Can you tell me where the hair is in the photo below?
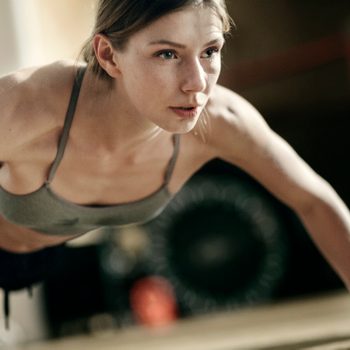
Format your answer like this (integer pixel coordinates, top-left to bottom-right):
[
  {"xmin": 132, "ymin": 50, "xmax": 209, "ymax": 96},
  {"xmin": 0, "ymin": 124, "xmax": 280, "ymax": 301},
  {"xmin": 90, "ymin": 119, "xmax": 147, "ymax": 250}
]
[{"xmin": 80, "ymin": 0, "xmax": 233, "ymax": 81}]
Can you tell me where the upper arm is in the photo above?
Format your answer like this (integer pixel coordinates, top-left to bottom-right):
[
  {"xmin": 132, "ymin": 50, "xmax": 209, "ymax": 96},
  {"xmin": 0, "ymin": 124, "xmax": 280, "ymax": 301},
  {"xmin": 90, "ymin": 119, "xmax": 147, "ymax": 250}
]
[{"xmin": 207, "ymin": 86, "xmax": 332, "ymax": 213}]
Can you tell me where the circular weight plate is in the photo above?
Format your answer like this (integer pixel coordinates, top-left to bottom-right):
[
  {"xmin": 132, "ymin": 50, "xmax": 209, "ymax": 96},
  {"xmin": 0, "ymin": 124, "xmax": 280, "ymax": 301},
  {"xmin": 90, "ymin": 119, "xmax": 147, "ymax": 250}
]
[{"xmin": 144, "ymin": 175, "xmax": 289, "ymax": 314}]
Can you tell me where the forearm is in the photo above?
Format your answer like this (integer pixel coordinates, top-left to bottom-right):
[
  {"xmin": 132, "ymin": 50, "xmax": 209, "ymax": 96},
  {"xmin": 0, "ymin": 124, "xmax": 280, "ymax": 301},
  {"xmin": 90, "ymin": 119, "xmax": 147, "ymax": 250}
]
[{"xmin": 296, "ymin": 185, "xmax": 350, "ymax": 290}]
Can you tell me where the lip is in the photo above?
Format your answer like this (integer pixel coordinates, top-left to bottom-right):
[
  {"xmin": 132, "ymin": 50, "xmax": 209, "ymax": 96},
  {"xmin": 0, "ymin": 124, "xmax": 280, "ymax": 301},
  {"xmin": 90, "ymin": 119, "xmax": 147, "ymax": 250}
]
[{"xmin": 169, "ymin": 106, "xmax": 200, "ymax": 118}]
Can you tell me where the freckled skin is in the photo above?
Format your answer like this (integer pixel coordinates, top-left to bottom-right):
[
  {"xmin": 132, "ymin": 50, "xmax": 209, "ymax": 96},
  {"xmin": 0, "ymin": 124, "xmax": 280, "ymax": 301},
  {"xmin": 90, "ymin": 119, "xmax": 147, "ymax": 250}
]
[{"xmin": 113, "ymin": 7, "xmax": 224, "ymax": 134}]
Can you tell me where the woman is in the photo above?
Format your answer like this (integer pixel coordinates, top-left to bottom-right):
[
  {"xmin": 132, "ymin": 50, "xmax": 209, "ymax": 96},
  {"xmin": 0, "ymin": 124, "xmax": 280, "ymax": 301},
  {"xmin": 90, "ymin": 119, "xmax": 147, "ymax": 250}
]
[{"xmin": 0, "ymin": 0, "xmax": 350, "ymax": 325}]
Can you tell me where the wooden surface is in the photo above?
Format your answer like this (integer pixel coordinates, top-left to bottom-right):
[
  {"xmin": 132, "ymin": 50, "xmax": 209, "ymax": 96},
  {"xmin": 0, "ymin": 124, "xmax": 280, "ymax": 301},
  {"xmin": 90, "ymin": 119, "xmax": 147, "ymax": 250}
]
[{"xmin": 14, "ymin": 290, "xmax": 350, "ymax": 350}]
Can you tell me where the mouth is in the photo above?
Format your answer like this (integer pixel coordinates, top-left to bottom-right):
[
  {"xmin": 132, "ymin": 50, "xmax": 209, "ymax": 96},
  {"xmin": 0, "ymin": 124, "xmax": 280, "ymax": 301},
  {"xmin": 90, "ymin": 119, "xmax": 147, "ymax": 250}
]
[
  {"xmin": 171, "ymin": 106, "xmax": 200, "ymax": 110},
  {"xmin": 169, "ymin": 106, "xmax": 200, "ymax": 118}
]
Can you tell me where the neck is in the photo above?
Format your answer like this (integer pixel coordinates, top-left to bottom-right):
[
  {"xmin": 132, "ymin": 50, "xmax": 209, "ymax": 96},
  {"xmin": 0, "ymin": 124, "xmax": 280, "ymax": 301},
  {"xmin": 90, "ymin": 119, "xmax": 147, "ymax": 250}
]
[{"xmin": 77, "ymin": 69, "xmax": 168, "ymax": 153}]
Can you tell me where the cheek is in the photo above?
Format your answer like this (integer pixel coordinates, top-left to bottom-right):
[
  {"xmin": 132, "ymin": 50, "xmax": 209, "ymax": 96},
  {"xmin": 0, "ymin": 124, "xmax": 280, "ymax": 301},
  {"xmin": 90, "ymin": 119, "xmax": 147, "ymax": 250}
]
[
  {"xmin": 208, "ymin": 59, "xmax": 222, "ymax": 76},
  {"xmin": 134, "ymin": 67, "xmax": 176, "ymax": 97},
  {"xmin": 122, "ymin": 70, "xmax": 152, "ymax": 102},
  {"xmin": 136, "ymin": 55, "xmax": 177, "ymax": 86},
  {"xmin": 207, "ymin": 61, "xmax": 221, "ymax": 83}
]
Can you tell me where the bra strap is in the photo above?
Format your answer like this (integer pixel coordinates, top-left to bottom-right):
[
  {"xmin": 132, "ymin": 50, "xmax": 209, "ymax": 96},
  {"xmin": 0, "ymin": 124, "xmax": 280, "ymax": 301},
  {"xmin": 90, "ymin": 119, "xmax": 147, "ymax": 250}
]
[
  {"xmin": 164, "ymin": 134, "xmax": 181, "ymax": 185},
  {"xmin": 46, "ymin": 66, "xmax": 86, "ymax": 184}
]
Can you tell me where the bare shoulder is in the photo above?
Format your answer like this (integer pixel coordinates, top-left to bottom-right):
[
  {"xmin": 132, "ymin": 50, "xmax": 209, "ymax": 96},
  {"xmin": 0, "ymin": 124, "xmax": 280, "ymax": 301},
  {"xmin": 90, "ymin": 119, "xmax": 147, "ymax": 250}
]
[
  {"xmin": 0, "ymin": 60, "xmax": 78, "ymax": 161},
  {"xmin": 205, "ymin": 84, "xmax": 273, "ymax": 161},
  {"xmin": 203, "ymin": 85, "xmax": 335, "ymax": 213}
]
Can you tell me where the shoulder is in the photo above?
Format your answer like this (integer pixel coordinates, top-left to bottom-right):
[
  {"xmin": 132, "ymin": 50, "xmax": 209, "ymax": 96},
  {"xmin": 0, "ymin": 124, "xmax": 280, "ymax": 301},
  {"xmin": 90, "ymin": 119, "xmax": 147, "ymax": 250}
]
[
  {"xmin": 0, "ymin": 59, "xmax": 79, "ymax": 116},
  {"xmin": 204, "ymin": 84, "xmax": 272, "ymax": 162},
  {"xmin": 0, "ymin": 60, "xmax": 80, "ymax": 161},
  {"xmin": 202, "ymin": 86, "xmax": 333, "ymax": 214}
]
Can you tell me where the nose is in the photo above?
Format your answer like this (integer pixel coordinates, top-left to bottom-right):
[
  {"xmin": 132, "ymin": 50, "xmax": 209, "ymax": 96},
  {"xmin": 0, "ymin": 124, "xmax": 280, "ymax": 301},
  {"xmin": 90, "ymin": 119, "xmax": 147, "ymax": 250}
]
[{"xmin": 181, "ymin": 58, "xmax": 207, "ymax": 94}]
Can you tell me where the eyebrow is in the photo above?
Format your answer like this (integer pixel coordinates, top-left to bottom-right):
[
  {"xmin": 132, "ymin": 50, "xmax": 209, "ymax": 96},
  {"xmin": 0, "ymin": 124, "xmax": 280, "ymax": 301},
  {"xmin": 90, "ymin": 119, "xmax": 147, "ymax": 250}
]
[{"xmin": 148, "ymin": 38, "xmax": 225, "ymax": 49}]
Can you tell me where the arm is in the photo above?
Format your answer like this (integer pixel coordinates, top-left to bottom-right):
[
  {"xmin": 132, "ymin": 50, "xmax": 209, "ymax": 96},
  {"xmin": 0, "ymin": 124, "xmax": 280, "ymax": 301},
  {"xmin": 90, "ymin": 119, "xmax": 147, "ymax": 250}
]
[{"xmin": 207, "ymin": 86, "xmax": 350, "ymax": 289}]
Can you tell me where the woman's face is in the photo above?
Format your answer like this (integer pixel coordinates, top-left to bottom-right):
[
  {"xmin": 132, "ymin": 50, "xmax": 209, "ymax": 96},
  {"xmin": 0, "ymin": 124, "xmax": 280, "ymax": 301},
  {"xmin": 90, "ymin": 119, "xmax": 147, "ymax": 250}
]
[{"xmin": 113, "ymin": 5, "xmax": 225, "ymax": 134}]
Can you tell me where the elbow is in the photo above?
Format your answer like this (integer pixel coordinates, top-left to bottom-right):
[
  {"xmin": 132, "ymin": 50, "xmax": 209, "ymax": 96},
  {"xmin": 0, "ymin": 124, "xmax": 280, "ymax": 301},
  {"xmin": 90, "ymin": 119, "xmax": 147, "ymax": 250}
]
[
  {"xmin": 292, "ymin": 196, "xmax": 320, "ymax": 220},
  {"xmin": 291, "ymin": 179, "xmax": 337, "ymax": 218}
]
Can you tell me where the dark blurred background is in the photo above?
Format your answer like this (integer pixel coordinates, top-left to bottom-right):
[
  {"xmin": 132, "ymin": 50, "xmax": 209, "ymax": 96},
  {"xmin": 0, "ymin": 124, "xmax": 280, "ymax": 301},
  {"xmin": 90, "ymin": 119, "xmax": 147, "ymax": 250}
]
[{"xmin": 221, "ymin": 0, "xmax": 349, "ymax": 204}]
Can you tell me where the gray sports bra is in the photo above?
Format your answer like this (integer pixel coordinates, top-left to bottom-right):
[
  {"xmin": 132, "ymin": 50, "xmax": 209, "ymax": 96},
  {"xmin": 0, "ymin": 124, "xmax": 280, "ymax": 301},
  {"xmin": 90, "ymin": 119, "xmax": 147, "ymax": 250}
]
[{"xmin": 0, "ymin": 66, "xmax": 180, "ymax": 236}]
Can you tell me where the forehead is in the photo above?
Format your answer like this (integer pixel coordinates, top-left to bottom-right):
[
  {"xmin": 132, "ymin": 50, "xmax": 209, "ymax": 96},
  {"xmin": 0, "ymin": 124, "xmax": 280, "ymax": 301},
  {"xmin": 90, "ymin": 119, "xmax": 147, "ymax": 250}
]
[{"xmin": 130, "ymin": 6, "xmax": 224, "ymax": 45}]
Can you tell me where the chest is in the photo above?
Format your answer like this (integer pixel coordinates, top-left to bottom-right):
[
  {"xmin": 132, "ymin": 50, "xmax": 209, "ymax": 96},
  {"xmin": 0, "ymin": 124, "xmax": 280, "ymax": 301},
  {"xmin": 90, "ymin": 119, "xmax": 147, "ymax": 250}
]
[{"xmin": 0, "ymin": 134, "xmax": 214, "ymax": 206}]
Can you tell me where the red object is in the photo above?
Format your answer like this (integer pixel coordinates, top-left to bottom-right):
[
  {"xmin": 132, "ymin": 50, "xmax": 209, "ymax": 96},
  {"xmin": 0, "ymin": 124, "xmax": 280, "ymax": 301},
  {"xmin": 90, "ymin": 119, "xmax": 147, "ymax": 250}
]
[{"xmin": 130, "ymin": 276, "xmax": 178, "ymax": 327}]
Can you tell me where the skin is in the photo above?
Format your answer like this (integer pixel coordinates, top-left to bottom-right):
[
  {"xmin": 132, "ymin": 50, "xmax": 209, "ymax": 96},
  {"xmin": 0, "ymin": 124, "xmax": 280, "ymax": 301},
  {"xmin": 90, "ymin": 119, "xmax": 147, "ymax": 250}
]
[{"xmin": 1, "ymin": 6, "xmax": 350, "ymax": 289}]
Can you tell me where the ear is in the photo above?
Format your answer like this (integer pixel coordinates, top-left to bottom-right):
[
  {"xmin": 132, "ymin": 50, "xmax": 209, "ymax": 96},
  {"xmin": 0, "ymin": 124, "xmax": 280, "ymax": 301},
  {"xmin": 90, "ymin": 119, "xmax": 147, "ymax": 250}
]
[{"xmin": 93, "ymin": 34, "xmax": 121, "ymax": 78}]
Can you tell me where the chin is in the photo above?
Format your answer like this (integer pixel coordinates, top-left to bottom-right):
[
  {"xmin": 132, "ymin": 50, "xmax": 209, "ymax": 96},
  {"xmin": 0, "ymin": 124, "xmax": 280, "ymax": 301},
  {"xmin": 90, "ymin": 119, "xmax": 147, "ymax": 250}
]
[
  {"xmin": 160, "ymin": 117, "xmax": 200, "ymax": 135},
  {"xmin": 162, "ymin": 123, "xmax": 197, "ymax": 135}
]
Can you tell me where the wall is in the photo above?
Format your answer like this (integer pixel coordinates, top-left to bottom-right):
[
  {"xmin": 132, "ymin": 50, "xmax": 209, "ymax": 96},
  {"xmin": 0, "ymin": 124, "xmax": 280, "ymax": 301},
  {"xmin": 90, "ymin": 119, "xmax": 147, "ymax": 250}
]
[
  {"xmin": 0, "ymin": 0, "xmax": 95, "ymax": 75},
  {"xmin": 0, "ymin": 0, "xmax": 20, "ymax": 75}
]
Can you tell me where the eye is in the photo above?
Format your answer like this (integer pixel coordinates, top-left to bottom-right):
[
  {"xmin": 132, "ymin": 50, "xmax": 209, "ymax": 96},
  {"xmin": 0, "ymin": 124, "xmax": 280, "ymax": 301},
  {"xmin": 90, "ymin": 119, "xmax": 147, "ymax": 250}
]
[
  {"xmin": 202, "ymin": 47, "xmax": 220, "ymax": 59},
  {"xmin": 155, "ymin": 50, "xmax": 178, "ymax": 60}
]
